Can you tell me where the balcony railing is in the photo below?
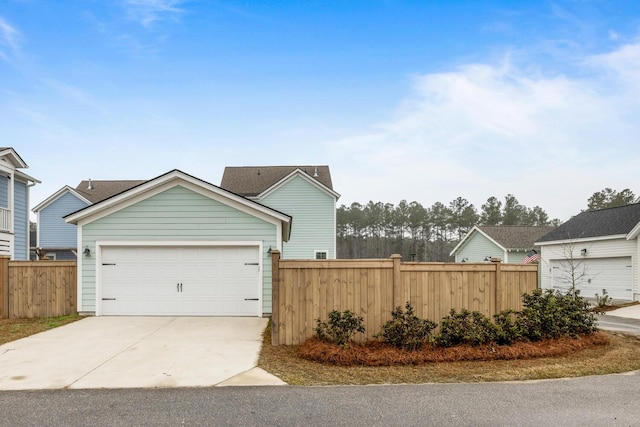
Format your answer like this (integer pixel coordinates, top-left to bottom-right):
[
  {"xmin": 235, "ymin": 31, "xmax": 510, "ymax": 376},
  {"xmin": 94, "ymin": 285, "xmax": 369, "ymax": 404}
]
[{"xmin": 0, "ymin": 207, "xmax": 10, "ymax": 232}]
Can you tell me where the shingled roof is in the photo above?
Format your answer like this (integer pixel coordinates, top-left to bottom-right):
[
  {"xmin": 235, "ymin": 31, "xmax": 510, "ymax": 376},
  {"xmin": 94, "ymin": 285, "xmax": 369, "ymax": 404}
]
[
  {"xmin": 220, "ymin": 166, "xmax": 333, "ymax": 197},
  {"xmin": 478, "ymin": 226, "xmax": 557, "ymax": 250},
  {"xmin": 75, "ymin": 180, "xmax": 147, "ymax": 204},
  {"xmin": 536, "ymin": 203, "xmax": 640, "ymax": 242}
]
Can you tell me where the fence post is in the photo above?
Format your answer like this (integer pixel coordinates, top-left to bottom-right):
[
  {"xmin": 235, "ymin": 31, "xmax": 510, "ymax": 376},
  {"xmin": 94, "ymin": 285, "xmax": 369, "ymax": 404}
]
[
  {"xmin": 492, "ymin": 258, "xmax": 503, "ymax": 313},
  {"xmin": 391, "ymin": 254, "xmax": 402, "ymax": 309},
  {"xmin": 0, "ymin": 256, "xmax": 8, "ymax": 318},
  {"xmin": 270, "ymin": 249, "xmax": 281, "ymax": 346}
]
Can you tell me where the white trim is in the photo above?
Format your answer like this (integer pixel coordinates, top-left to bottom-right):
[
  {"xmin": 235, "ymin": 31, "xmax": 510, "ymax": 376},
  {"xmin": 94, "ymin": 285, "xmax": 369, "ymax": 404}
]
[
  {"xmin": 14, "ymin": 170, "xmax": 40, "ymax": 185},
  {"xmin": 332, "ymin": 199, "xmax": 337, "ymax": 259},
  {"xmin": 95, "ymin": 240, "xmax": 263, "ymax": 317},
  {"xmin": 255, "ymin": 169, "xmax": 341, "ymax": 201},
  {"xmin": 0, "ymin": 148, "xmax": 28, "ymax": 169},
  {"xmin": 627, "ymin": 221, "xmax": 640, "ymax": 240},
  {"xmin": 535, "ymin": 234, "xmax": 628, "ymax": 246},
  {"xmin": 76, "ymin": 225, "xmax": 83, "ymax": 312},
  {"xmin": 314, "ymin": 250, "xmax": 328, "ymax": 260},
  {"xmin": 32, "ymin": 186, "xmax": 90, "ymax": 213},
  {"xmin": 65, "ymin": 170, "xmax": 291, "ymax": 242},
  {"xmin": 449, "ymin": 226, "xmax": 507, "ymax": 257}
]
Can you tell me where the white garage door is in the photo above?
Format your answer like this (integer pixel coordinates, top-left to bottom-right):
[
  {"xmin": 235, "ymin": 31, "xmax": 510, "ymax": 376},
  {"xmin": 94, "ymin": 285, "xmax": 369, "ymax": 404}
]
[
  {"xmin": 100, "ymin": 246, "xmax": 261, "ymax": 316},
  {"xmin": 551, "ymin": 257, "xmax": 633, "ymax": 300}
]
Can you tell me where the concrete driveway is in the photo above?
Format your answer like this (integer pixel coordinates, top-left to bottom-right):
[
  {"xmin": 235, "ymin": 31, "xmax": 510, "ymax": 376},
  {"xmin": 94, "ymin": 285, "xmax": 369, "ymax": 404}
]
[{"xmin": 0, "ymin": 317, "xmax": 285, "ymax": 390}]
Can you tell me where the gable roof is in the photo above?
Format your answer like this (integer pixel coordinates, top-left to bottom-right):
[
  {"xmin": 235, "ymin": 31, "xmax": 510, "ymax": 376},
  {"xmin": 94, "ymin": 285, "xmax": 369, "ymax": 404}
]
[
  {"xmin": 75, "ymin": 180, "xmax": 147, "ymax": 204},
  {"xmin": 451, "ymin": 225, "xmax": 556, "ymax": 256},
  {"xmin": 32, "ymin": 185, "xmax": 91, "ymax": 213},
  {"xmin": 65, "ymin": 169, "xmax": 292, "ymax": 241},
  {"xmin": 220, "ymin": 166, "xmax": 334, "ymax": 197},
  {"xmin": 537, "ymin": 203, "xmax": 640, "ymax": 243},
  {"xmin": 0, "ymin": 147, "xmax": 28, "ymax": 169},
  {"xmin": 478, "ymin": 225, "xmax": 557, "ymax": 250},
  {"xmin": 0, "ymin": 147, "xmax": 40, "ymax": 184}
]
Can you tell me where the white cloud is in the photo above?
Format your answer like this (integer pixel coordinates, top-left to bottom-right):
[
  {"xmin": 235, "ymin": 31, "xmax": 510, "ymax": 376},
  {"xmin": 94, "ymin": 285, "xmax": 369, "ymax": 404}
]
[
  {"xmin": 0, "ymin": 16, "xmax": 21, "ymax": 62},
  {"xmin": 0, "ymin": 16, "xmax": 20, "ymax": 50},
  {"xmin": 122, "ymin": 0, "xmax": 186, "ymax": 28},
  {"xmin": 330, "ymin": 42, "xmax": 640, "ymax": 221}
]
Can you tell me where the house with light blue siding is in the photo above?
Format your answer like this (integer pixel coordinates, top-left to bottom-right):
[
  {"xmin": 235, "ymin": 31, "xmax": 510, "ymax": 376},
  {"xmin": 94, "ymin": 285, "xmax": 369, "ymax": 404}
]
[
  {"xmin": 450, "ymin": 225, "xmax": 555, "ymax": 263},
  {"xmin": 0, "ymin": 147, "xmax": 40, "ymax": 260},
  {"xmin": 60, "ymin": 166, "xmax": 337, "ymax": 317},
  {"xmin": 64, "ymin": 170, "xmax": 294, "ymax": 316},
  {"xmin": 220, "ymin": 166, "xmax": 340, "ymax": 259},
  {"xmin": 33, "ymin": 180, "xmax": 144, "ymax": 259}
]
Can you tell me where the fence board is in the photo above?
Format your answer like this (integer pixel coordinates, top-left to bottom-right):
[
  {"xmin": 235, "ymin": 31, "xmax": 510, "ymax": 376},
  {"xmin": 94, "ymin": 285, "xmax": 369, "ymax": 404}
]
[
  {"xmin": 272, "ymin": 254, "xmax": 538, "ymax": 345},
  {"xmin": 0, "ymin": 260, "xmax": 77, "ymax": 318}
]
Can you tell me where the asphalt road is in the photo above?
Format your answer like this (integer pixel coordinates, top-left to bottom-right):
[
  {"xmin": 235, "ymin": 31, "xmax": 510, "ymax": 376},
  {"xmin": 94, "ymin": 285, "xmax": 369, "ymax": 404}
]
[
  {"xmin": 1, "ymin": 370, "xmax": 639, "ymax": 427},
  {"xmin": 597, "ymin": 314, "xmax": 640, "ymax": 336}
]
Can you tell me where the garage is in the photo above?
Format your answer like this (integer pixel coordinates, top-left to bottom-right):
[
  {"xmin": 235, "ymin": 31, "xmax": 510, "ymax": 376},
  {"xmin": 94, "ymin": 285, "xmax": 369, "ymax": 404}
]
[
  {"xmin": 99, "ymin": 245, "xmax": 261, "ymax": 316},
  {"xmin": 551, "ymin": 257, "xmax": 633, "ymax": 300},
  {"xmin": 65, "ymin": 170, "xmax": 291, "ymax": 316}
]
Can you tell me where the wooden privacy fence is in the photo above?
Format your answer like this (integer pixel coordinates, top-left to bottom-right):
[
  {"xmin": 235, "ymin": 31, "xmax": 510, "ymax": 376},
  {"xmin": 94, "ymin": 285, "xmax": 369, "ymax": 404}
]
[
  {"xmin": 0, "ymin": 257, "xmax": 77, "ymax": 318},
  {"xmin": 271, "ymin": 251, "xmax": 538, "ymax": 345}
]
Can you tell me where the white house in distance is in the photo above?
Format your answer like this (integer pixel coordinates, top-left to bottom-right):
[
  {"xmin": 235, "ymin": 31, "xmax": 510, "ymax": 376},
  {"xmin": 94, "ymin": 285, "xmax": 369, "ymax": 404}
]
[
  {"xmin": 450, "ymin": 225, "xmax": 555, "ymax": 263},
  {"xmin": 535, "ymin": 203, "xmax": 640, "ymax": 302}
]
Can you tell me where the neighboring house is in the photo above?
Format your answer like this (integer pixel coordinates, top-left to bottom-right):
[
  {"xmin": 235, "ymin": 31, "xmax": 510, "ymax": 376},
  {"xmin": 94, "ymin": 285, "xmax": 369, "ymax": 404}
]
[
  {"xmin": 0, "ymin": 147, "xmax": 40, "ymax": 260},
  {"xmin": 220, "ymin": 165, "xmax": 340, "ymax": 260},
  {"xmin": 450, "ymin": 225, "xmax": 556, "ymax": 263},
  {"xmin": 32, "ymin": 180, "xmax": 144, "ymax": 259},
  {"xmin": 64, "ymin": 169, "xmax": 293, "ymax": 317},
  {"xmin": 536, "ymin": 204, "xmax": 640, "ymax": 302}
]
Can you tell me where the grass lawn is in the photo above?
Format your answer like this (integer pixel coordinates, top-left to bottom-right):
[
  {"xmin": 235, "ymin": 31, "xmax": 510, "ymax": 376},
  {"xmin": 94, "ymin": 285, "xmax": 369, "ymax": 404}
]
[
  {"xmin": 0, "ymin": 314, "xmax": 82, "ymax": 346},
  {"xmin": 258, "ymin": 323, "xmax": 640, "ymax": 386}
]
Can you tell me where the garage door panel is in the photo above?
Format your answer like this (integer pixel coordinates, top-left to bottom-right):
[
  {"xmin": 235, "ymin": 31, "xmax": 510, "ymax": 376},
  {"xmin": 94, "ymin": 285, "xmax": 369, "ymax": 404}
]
[
  {"xmin": 551, "ymin": 257, "xmax": 632, "ymax": 300},
  {"xmin": 100, "ymin": 246, "xmax": 260, "ymax": 316}
]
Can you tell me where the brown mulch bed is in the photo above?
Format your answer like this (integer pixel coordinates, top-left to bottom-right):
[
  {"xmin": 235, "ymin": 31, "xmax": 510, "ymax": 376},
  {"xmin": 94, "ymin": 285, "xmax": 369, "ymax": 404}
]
[{"xmin": 298, "ymin": 333, "xmax": 611, "ymax": 366}]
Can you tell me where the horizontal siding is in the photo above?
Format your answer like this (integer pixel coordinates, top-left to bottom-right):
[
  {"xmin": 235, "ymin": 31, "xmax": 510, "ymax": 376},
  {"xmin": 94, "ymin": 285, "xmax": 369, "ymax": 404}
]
[
  {"xmin": 39, "ymin": 192, "xmax": 89, "ymax": 247},
  {"xmin": 457, "ymin": 233, "xmax": 503, "ymax": 262},
  {"xmin": 0, "ymin": 176, "xmax": 7, "ymax": 207},
  {"xmin": 81, "ymin": 185, "xmax": 277, "ymax": 314},
  {"xmin": 261, "ymin": 175, "xmax": 336, "ymax": 259},
  {"xmin": 13, "ymin": 180, "xmax": 28, "ymax": 260}
]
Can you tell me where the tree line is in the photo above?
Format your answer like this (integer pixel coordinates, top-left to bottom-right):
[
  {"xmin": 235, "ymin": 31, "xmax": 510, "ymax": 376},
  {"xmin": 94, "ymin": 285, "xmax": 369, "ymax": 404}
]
[{"xmin": 337, "ymin": 188, "xmax": 637, "ymax": 261}]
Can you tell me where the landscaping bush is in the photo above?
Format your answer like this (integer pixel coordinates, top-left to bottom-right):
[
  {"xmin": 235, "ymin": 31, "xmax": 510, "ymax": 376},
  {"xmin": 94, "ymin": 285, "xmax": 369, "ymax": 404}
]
[
  {"xmin": 375, "ymin": 302, "xmax": 437, "ymax": 350},
  {"xmin": 436, "ymin": 309, "xmax": 499, "ymax": 347},
  {"xmin": 315, "ymin": 310, "xmax": 365, "ymax": 347},
  {"xmin": 493, "ymin": 309, "xmax": 524, "ymax": 345},
  {"xmin": 517, "ymin": 289, "xmax": 598, "ymax": 341}
]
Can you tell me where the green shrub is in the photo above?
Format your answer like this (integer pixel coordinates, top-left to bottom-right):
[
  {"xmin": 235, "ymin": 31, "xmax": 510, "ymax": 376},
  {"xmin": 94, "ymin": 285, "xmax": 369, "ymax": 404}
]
[
  {"xmin": 315, "ymin": 310, "xmax": 365, "ymax": 347},
  {"xmin": 375, "ymin": 302, "xmax": 437, "ymax": 350},
  {"xmin": 517, "ymin": 289, "xmax": 597, "ymax": 341},
  {"xmin": 492, "ymin": 309, "xmax": 523, "ymax": 345},
  {"xmin": 437, "ymin": 309, "xmax": 499, "ymax": 347}
]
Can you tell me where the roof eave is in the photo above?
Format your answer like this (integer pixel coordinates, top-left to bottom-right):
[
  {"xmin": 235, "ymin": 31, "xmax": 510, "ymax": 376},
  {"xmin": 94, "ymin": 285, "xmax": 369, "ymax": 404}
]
[
  {"xmin": 536, "ymin": 234, "xmax": 629, "ymax": 246},
  {"xmin": 33, "ymin": 186, "xmax": 91, "ymax": 213},
  {"xmin": 64, "ymin": 170, "xmax": 293, "ymax": 233},
  {"xmin": 256, "ymin": 168, "xmax": 340, "ymax": 201},
  {"xmin": 627, "ymin": 221, "xmax": 640, "ymax": 240},
  {"xmin": 14, "ymin": 170, "xmax": 41, "ymax": 185},
  {"xmin": 0, "ymin": 148, "xmax": 28, "ymax": 169}
]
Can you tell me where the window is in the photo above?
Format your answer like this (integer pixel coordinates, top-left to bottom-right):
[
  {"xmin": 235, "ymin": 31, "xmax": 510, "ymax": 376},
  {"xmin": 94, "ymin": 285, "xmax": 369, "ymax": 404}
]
[{"xmin": 314, "ymin": 251, "xmax": 327, "ymax": 260}]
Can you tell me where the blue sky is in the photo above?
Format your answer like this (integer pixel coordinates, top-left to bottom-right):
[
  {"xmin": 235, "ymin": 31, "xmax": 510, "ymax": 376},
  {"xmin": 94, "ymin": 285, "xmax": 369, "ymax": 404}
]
[{"xmin": 2, "ymin": 0, "xmax": 639, "ymax": 222}]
